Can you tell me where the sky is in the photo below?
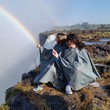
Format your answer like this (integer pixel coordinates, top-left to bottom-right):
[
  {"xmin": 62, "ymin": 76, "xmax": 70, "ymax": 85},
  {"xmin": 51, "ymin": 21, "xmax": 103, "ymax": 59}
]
[
  {"xmin": 45, "ymin": 0, "xmax": 110, "ymax": 25},
  {"xmin": 0, "ymin": 0, "xmax": 110, "ymax": 104},
  {"xmin": 0, "ymin": 0, "xmax": 110, "ymax": 28},
  {"xmin": 0, "ymin": 10, "xmax": 39, "ymax": 103}
]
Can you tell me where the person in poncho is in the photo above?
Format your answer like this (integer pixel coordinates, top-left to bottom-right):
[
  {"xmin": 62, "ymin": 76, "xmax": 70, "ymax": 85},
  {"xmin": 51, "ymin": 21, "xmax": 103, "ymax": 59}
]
[
  {"xmin": 52, "ymin": 33, "xmax": 100, "ymax": 94},
  {"xmin": 33, "ymin": 33, "xmax": 68, "ymax": 91}
]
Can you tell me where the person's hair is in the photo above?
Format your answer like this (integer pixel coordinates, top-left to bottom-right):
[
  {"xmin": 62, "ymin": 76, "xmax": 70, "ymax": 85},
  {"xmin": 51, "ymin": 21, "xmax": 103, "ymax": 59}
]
[
  {"xmin": 56, "ymin": 33, "xmax": 67, "ymax": 44},
  {"xmin": 67, "ymin": 33, "xmax": 85, "ymax": 50}
]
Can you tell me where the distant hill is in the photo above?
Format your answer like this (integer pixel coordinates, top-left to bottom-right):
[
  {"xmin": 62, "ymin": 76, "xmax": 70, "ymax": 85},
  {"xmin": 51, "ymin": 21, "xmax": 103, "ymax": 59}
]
[{"xmin": 54, "ymin": 22, "xmax": 110, "ymax": 30}]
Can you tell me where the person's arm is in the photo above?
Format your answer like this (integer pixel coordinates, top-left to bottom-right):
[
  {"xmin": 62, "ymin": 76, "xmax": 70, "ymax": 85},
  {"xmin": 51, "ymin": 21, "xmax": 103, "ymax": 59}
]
[
  {"xmin": 52, "ymin": 49, "xmax": 59, "ymax": 58},
  {"xmin": 36, "ymin": 44, "xmax": 41, "ymax": 48},
  {"xmin": 52, "ymin": 48, "xmax": 61, "ymax": 62},
  {"xmin": 36, "ymin": 43, "xmax": 48, "ymax": 53}
]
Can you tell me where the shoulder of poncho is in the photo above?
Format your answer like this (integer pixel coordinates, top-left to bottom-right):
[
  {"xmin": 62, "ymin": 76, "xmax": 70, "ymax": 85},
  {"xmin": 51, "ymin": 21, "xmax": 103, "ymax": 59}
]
[
  {"xmin": 80, "ymin": 48, "xmax": 87, "ymax": 52},
  {"xmin": 79, "ymin": 48, "xmax": 88, "ymax": 54}
]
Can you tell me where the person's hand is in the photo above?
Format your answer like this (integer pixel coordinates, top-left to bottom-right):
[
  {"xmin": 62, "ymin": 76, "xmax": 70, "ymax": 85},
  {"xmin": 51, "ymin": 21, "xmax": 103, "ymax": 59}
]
[
  {"xmin": 52, "ymin": 49, "xmax": 58, "ymax": 58},
  {"xmin": 36, "ymin": 44, "xmax": 41, "ymax": 48}
]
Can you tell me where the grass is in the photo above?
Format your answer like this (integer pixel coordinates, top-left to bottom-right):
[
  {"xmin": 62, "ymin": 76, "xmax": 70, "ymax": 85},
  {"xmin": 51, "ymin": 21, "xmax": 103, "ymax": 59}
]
[
  {"xmin": 0, "ymin": 104, "xmax": 10, "ymax": 110},
  {"xmin": 15, "ymin": 82, "xmax": 33, "ymax": 93},
  {"xmin": 6, "ymin": 73, "xmax": 110, "ymax": 110},
  {"xmin": 93, "ymin": 55, "xmax": 110, "ymax": 64},
  {"xmin": 81, "ymin": 31, "xmax": 110, "ymax": 39}
]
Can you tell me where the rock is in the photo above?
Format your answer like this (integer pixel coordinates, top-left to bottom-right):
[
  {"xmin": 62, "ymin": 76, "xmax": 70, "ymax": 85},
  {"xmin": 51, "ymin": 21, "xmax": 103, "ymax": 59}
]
[
  {"xmin": 90, "ymin": 37, "xmax": 99, "ymax": 42},
  {"xmin": 39, "ymin": 33, "xmax": 48, "ymax": 46},
  {"xmin": 5, "ymin": 87, "xmax": 18, "ymax": 104},
  {"xmin": 95, "ymin": 64, "xmax": 110, "ymax": 73},
  {"xmin": 46, "ymin": 94, "xmax": 68, "ymax": 110},
  {"xmin": 22, "ymin": 73, "xmax": 32, "ymax": 86},
  {"xmin": 106, "ymin": 61, "xmax": 110, "ymax": 66},
  {"xmin": 4, "ymin": 30, "xmax": 110, "ymax": 110},
  {"xmin": 102, "ymin": 85, "xmax": 110, "ymax": 96},
  {"xmin": 107, "ymin": 41, "xmax": 110, "ymax": 44},
  {"xmin": 22, "ymin": 69, "xmax": 40, "ymax": 86},
  {"xmin": 10, "ymin": 92, "xmax": 38, "ymax": 110},
  {"xmin": 5, "ymin": 74, "xmax": 110, "ymax": 110},
  {"xmin": 95, "ymin": 92, "xmax": 107, "ymax": 100}
]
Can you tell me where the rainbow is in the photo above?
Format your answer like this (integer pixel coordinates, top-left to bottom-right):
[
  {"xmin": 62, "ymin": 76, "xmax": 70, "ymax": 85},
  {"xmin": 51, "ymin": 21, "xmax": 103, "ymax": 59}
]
[{"xmin": 0, "ymin": 7, "xmax": 38, "ymax": 45}]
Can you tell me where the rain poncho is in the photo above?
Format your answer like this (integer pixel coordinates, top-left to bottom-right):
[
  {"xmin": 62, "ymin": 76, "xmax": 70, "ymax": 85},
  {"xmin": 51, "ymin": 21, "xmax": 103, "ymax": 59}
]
[
  {"xmin": 54, "ymin": 48, "xmax": 100, "ymax": 90},
  {"xmin": 34, "ymin": 46, "xmax": 100, "ymax": 90}
]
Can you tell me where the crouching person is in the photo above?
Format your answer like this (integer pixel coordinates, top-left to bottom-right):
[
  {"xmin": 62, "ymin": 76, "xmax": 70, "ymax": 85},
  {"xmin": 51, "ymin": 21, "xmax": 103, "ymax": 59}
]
[{"xmin": 52, "ymin": 33, "xmax": 100, "ymax": 94}]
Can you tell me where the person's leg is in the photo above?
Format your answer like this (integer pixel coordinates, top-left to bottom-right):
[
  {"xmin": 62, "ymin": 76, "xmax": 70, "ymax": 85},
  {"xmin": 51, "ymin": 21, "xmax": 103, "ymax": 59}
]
[
  {"xmin": 90, "ymin": 82, "xmax": 99, "ymax": 87},
  {"xmin": 33, "ymin": 83, "xmax": 43, "ymax": 92},
  {"xmin": 65, "ymin": 82, "xmax": 73, "ymax": 95}
]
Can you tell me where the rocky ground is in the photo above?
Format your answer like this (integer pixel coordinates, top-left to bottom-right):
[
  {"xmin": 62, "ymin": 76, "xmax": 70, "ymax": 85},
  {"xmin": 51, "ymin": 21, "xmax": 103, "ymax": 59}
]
[
  {"xmin": 39, "ymin": 29, "xmax": 110, "ymax": 58},
  {"xmin": 3, "ymin": 69, "xmax": 110, "ymax": 110},
  {"xmin": 1, "ymin": 30, "xmax": 110, "ymax": 110}
]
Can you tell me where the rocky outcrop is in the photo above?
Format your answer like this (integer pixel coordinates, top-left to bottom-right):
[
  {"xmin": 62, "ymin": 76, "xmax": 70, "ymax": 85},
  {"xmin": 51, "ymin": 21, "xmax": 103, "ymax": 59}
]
[
  {"xmin": 5, "ymin": 66, "xmax": 110, "ymax": 110},
  {"xmin": 10, "ymin": 92, "xmax": 38, "ymax": 110},
  {"xmin": 5, "ymin": 80, "xmax": 110, "ymax": 110},
  {"xmin": 3, "ymin": 30, "xmax": 110, "ymax": 110},
  {"xmin": 95, "ymin": 64, "xmax": 110, "ymax": 73}
]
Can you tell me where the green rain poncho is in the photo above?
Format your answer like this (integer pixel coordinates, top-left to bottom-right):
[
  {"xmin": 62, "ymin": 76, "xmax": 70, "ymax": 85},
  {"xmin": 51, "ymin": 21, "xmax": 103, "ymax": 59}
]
[
  {"xmin": 33, "ymin": 43, "xmax": 67, "ymax": 84},
  {"xmin": 54, "ymin": 48, "xmax": 100, "ymax": 90},
  {"xmin": 34, "ymin": 46, "xmax": 100, "ymax": 90}
]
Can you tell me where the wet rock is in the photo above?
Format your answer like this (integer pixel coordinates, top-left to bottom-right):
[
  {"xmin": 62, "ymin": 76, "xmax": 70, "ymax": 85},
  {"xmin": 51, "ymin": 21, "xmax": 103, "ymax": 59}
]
[
  {"xmin": 10, "ymin": 92, "xmax": 38, "ymax": 110},
  {"xmin": 22, "ymin": 73, "xmax": 32, "ymax": 86},
  {"xmin": 5, "ymin": 87, "xmax": 18, "ymax": 104},
  {"xmin": 106, "ymin": 61, "xmax": 110, "ymax": 66},
  {"xmin": 90, "ymin": 37, "xmax": 99, "ymax": 42},
  {"xmin": 95, "ymin": 64, "xmax": 110, "ymax": 73},
  {"xmin": 39, "ymin": 33, "xmax": 48, "ymax": 46},
  {"xmin": 96, "ymin": 45, "xmax": 110, "ymax": 53},
  {"xmin": 107, "ymin": 41, "xmax": 110, "ymax": 44},
  {"xmin": 8, "ymin": 91, "xmax": 77, "ymax": 110},
  {"xmin": 22, "ymin": 70, "xmax": 39, "ymax": 86},
  {"xmin": 95, "ymin": 92, "xmax": 107, "ymax": 100},
  {"xmin": 101, "ymin": 85, "xmax": 110, "ymax": 96},
  {"xmin": 46, "ymin": 95, "xmax": 68, "ymax": 110}
]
